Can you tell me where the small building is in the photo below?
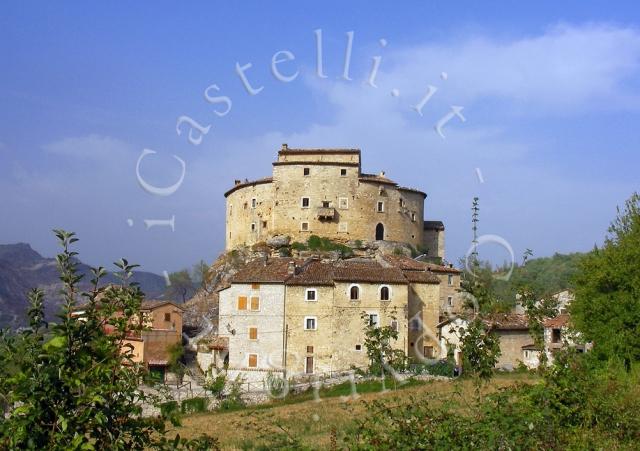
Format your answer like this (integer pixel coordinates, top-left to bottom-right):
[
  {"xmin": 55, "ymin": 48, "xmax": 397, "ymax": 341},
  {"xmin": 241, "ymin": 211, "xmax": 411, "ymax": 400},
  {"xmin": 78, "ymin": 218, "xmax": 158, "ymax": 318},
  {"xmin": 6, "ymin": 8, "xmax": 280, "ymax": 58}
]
[
  {"xmin": 437, "ymin": 313, "xmax": 535, "ymax": 370},
  {"xmin": 73, "ymin": 296, "xmax": 184, "ymax": 380}
]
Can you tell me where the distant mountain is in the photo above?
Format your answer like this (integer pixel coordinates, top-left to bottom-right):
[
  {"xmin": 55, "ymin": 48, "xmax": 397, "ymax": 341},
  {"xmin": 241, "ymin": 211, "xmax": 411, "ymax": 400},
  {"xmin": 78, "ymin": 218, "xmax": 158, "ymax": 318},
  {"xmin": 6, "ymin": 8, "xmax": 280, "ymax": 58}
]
[{"xmin": 0, "ymin": 243, "xmax": 166, "ymax": 329}]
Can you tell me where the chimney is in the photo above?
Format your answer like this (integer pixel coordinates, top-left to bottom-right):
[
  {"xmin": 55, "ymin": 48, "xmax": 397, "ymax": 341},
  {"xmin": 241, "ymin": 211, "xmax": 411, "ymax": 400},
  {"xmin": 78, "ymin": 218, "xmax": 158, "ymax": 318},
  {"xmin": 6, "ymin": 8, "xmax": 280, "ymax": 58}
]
[
  {"xmin": 281, "ymin": 143, "xmax": 288, "ymax": 151},
  {"xmin": 234, "ymin": 179, "xmax": 241, "ymax": 185},
  {"xmin": 379, "ymin": 171, "xmax": 385, "ymax": 177},
  {"xmin": 287, "ymin": 261, "xmax": 296, "ymax": 275}
]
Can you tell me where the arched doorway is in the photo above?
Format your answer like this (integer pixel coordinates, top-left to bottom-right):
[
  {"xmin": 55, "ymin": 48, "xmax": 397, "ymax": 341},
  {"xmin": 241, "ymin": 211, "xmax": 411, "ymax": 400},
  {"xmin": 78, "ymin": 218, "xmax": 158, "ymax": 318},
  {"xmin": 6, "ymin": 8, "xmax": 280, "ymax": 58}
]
[{"xmin": 375, "ymin": 223, "xmax": 384, "ymax": 240}]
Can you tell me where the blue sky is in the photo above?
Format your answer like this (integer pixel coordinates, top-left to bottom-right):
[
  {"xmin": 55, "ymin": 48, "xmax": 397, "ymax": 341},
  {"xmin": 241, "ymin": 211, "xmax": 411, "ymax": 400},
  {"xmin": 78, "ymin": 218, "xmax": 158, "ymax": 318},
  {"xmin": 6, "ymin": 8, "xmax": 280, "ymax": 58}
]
[{"xmin": 1, "ymin": 1, "xmax": 639, "ymax": 274}]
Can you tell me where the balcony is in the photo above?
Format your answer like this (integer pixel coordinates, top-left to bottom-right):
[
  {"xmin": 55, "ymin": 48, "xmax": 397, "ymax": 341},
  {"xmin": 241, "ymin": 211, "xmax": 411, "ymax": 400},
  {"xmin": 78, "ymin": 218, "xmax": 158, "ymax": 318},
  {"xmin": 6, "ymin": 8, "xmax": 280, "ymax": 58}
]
[{"xmin": 316, "ymin": 207, "xmax": 335, "ymax": 220}]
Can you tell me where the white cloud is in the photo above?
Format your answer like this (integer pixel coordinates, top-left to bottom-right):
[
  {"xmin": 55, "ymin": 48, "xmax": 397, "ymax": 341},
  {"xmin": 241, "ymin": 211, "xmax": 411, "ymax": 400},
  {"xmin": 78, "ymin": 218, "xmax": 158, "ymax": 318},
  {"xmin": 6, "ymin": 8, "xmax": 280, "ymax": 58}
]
[
  {"xmin": 376, "ymin": 23, "xmax": 640, "ymax": 114},
  {"xmin": 43, "ymin": 134, "xmax": 133, "ymax": 160}
]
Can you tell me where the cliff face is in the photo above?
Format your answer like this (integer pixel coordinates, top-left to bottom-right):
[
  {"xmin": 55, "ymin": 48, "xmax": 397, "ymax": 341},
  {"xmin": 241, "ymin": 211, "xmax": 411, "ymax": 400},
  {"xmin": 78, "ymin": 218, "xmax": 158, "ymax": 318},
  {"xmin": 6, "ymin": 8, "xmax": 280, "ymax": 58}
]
[{"xmin": 0, "ymin": 243, "xmax": 166, "ymax": 329}]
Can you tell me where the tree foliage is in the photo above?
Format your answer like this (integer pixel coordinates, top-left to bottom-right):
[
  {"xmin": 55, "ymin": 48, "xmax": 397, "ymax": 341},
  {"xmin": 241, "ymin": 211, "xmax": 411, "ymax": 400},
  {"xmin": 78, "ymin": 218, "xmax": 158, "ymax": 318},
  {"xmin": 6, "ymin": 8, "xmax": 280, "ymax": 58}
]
[
  {"xmin": 0, "ymin": 230, "xmax": 217, "ymax": 450},
  {"xmin": 571, "ymin": 192, "xmax": 640, "ymax": 365},
  {"xmin": 165, "ymin": 269, "xmax": 195, "ymax": 303}
]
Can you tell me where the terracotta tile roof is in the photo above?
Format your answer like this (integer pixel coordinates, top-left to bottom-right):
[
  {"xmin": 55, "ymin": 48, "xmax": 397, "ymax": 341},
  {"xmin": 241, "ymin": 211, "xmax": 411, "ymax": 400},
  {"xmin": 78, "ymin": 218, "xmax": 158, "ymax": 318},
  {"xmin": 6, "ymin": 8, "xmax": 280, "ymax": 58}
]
[
  {"xmin": 140, "ymin": 300, "xmax": 185, "ymax": 311},
  {"xmin": 230, "ymin": 258, "xmax": 302, "ymax": 284},
  {"xmin": 279, "ymin": 147, "xmax": 360, "ymax": 155},
  {"xmin": 359, "ymin": 173, "xmax": 398, "ymax": 185},
  {"xmin": 424, "ymin": 220, "xmax": 445, "ymax": 231},
  {"xmin": 484, "ymin": 313, "xmax": 529, "ymax": 330},
  {"xmin": 332, "ymin": 260, "xmax": 408, "ymax": 284},
  {"xmin": 230, "ymin": 257, "xmax": 452, "ymax": 286},
  {"xmin": 224, "ymin": 177, "xmax": 273, "ymax": 197},
  {"xmin": 286, "ymin": 259, "xmax": 335, "ymax": 286},
  {"xmin": 208, "ymin": 336, "xmax": 229, "ymax": 350},
  {"xmin": 402, "ymin": 270, "xmax": 440, "ymax": 284},
  {"xmin": 382, "ymin": 254, "xmax": 461, "ymax": 274},
  {"xmin": 544, "ymin": 314, "xmax": 570, "ymax": 328}
]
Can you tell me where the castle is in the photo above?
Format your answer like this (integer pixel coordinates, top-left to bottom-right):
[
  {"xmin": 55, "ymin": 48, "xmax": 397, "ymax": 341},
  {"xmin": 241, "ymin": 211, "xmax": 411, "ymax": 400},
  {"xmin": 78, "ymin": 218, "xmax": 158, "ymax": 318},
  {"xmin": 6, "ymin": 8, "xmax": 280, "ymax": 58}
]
[{"xmin": 224, "ymin": 145, "xmax": 445, "ymax": 258}]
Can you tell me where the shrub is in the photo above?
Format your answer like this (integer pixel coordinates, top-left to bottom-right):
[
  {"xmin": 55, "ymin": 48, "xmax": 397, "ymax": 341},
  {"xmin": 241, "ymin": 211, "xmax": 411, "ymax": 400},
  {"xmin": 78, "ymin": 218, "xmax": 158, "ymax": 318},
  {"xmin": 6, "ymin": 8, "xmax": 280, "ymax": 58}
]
[
  {"xmin": 203, "ymin": 372, "xmax": 227, "ymax": 399},
  {"xmin": 181, "ymin": 397, "xmax": 209, "ymax": 414},
  {"xmin": 219, "ymin": 375, "xmax": 245, "ymax": 411}
]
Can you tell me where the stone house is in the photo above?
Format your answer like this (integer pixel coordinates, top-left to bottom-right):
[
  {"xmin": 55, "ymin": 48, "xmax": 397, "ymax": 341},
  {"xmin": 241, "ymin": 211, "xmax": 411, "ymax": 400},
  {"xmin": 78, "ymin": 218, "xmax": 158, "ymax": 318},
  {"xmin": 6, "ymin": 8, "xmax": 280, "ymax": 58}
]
[
  {"xmin": 437, "ymin": 313, "xmax": 536, "ymax": 370},
  {"xmin": 212, "ymin": 255, "xmax": 443, "ymax": 383},
  {"xmin": 224, "ymin": 145, "xmax": 445, "ymax": 259},
  {"xmin": 73, "ymin": 297, "xmax": 184, "ymax": 379}
]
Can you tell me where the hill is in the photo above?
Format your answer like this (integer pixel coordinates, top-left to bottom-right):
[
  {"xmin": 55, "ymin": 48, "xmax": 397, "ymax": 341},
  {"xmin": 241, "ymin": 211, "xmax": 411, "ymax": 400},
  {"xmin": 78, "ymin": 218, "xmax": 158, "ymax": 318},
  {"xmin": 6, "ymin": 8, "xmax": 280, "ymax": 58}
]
[
  {"xmin": 491, "ymin": 252, "xmax": 586, "ymax": 303},
  {"xmin": 0, "ymin": 243, "xmax": 167, "ymax": 329}
]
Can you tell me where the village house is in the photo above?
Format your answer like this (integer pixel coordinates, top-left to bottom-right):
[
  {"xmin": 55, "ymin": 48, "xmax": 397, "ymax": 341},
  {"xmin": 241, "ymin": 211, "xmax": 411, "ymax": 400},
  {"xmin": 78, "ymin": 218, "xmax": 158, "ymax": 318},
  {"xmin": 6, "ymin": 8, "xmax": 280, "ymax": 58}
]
[
  {"xmin": 437, "ymin": 313, "xmax": 536, "ymax": 370},
  {"xmin": 73, "ymin": 297, "xmax": 185, "ymax": 380},
  {"xmin": 205, "ymin": 255, "xmax": 449, "ymax": 383}
]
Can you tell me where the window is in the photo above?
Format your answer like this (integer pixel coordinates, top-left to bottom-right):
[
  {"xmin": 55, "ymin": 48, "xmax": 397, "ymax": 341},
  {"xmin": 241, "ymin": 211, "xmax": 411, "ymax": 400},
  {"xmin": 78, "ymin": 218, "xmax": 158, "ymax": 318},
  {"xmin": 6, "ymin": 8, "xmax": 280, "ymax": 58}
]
[
  {"xmin": 448, "ymin": 274, "xmax": 453, "ymax": 285},
  {"xmin": 301, "ymin": 222, "xmax": 309, "ymax": 231},
  {"xmin": 355, "ymin": 344, "xmax": 362, "ymax": 351},
  {"xmin": 391, "ymin": 320, "xmax": 398, "ymax": 332},
  {"xmin": 229, "ymin": 205, "xmax": 233, "ymax": 216},
  {"xmin": 251, "ymin": 283, "xmax": 260, "ymax": 289},
  {"xmin": 248, "ymin": 354, "xmax": 257, "ymax": 368},
  {"xmin": 424, "ymin": 346, "xmax": 434, "ymax": 358},
  {"xmin": 340, "ymin": 168, "xmax": 347, "ymax": 176},
  {"xmin": 304, "ymin": 316, "xmax": 317, "ymax": 330},
  {"xmin": 368, "ymin": 313, "xmax": 379, "ymax": 328},
  {"xmin": 250, "ymin": 296, "xmax": 260, "ymax": 311},
  {"xmin": 338, "ymin": 222, "xmax": 348, "ymax": 233},
  {"xmin": 251, "ymin": 198, "xmax": 257, "ymax": 209},
  {"xmin": 552, "ymin": 329, "xmax": 562, "ymax": 343},
  {"xmin": 411, "ymin": 213, "xmax": 416, "ymax": 222},
  {"xmin": 164, "ymin": 312, "xmax": 171, "ymax": 322},
  {"xmin": 301, "ymin": 197, "xmax": 310, "ymax": 208},
  {"xmin": 306, "ymin": 346, "xmax": 314, "ymax": 354},
  {"xmin": 250, "ymin": 223, "xmax": 256, "ymax": 232},
  {"xmin": 303, "ymin": 167, "xmax": 310, "ymax": 176},
  {"xmin": 338, "ymin": 197, "xmax": 348, "ymax": 209},
  {"xmin": 243, "ymin": 202, "xmax": 247, "ymax": 209},
  {"xmin": 410, "ymin": 318, "xmax": 421, "ymax": 331},
  {"xmin": 322, "ymin": 200, "xmax": 330, "ymax": 208},
  {"xmin": 349, "ymin": 285, "xmax": 360, "ymax": 301},
  {"xmin": 237, "ymin": 296, "xmax": 247, "ymax": 310},
  {"xmin": 447, "ymin": 296, "xmax": 453, "ymax": 307},
  {"xmin": 305, "ymin": 289, "xmax": 317, "ymax": 302},
  {"xmin": 249, "ymin": 327, "xmax": 258, "ymax": 340},
  {"xmin": 377, "ymin": 201, "xmax": 384, "ymax": 212},
  {"xmin": 399, "ymin": 198, "xmax": 405, "ymax": 207},
  {"xmin": 380, "ymin": 285, "xmax": 390, "ymax": 301},
  {"xmin": 262, "ymin": 220, "xmax": 267, "ymax": 229}
]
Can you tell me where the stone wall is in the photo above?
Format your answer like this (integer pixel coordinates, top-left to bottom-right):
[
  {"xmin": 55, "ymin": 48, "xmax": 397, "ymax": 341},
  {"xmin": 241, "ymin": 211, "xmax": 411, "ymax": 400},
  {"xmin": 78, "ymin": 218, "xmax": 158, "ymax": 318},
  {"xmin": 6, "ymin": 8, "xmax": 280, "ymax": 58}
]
[
  {"xmin": 495, "ymin": 330, "xmax": 534, "ymax": 369},
  {"xmin": 407, "ymin": 282, "xmax": 440, "ymax": 360}
]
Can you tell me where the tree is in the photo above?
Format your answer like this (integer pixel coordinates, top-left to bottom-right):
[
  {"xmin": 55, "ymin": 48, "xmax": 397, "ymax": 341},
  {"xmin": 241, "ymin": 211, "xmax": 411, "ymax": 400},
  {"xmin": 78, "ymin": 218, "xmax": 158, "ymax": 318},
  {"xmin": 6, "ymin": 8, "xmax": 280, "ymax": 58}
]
[
  {"xmin": 459, "ymin": 317, "xmax": 501, "ymax": 396},
  {"xmin": 165, "ymin": 270, "xmax": 195, "ymax": 303},
  {"xmin": 571, "ymin": 192, "xmax": 640, "ymax": 366},
  {"xmin": 0, "ymin": 230, "xmax": 217, "ymax": 450},
  {"xmin": 360, "ymin": 310, "xmax": 406, "ymax": 375}
]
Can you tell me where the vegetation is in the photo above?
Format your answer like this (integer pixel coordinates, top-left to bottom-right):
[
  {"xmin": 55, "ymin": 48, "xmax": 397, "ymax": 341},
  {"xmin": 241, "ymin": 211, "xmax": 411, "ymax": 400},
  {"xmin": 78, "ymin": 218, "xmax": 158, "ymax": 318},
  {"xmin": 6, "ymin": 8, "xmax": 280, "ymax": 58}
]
[
  {"xmin": 0, "ymin": 231, "xmax": 217, "ymax": 450},
  {"xmin": 291, "ymin": 235, "xmax": 353, "ymax": 256},
  {"xmin": 360, "ymin": 311, "xmax": 407, "ymax": 376},
  {"xmin": 164, "ymin": 269, "xmax": 196, "ymax": 302},
  {"xmin": 572, "ymin": 192, "xmax": 640, "ymax": 366}
]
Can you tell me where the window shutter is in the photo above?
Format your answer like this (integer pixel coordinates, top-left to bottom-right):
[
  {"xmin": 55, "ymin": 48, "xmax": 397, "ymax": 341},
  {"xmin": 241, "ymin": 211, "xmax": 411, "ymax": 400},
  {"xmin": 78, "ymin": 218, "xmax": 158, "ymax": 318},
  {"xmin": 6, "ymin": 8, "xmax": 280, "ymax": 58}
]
[
  {"xmin": 248, "ymin": 354, "xmax": 257, "ymax": 367},
  {"xmin": 249, "ymin": 327, "xmax": 258, "ymax": 340},
  {"xmin": 250, "ymin": 296, "xmax": 260, "ymax": 310},
  {"xmin": 238, "ymin": 296, "xmax": 247, "ymax": 310}
]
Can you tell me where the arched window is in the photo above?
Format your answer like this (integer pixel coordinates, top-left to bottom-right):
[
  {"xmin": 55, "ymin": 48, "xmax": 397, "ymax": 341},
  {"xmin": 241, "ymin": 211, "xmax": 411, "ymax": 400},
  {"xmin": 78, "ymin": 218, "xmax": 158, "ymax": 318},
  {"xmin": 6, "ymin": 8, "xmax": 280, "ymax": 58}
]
[
  {"xmin": 350, "ymin": 285, "xmax": 360, "ymax": 301},
  {"xmin": 380, "ymin": 286, "xmax": 390, "ymax": 301}
]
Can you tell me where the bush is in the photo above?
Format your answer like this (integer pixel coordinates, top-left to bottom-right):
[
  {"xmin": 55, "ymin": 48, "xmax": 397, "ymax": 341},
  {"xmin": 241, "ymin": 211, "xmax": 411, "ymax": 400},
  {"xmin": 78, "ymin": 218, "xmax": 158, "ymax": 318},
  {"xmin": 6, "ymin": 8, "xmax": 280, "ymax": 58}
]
[
  {"xmin": 181, "ymin": 397, "xmax": 209, "ymax": 414},
  {"xmin": 203, "ymin": 372, "xmax": 227, "ymax": 399},
  {"xmin": 219, "ymin": 375, "xmax": 245, "ymax": 411}
]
